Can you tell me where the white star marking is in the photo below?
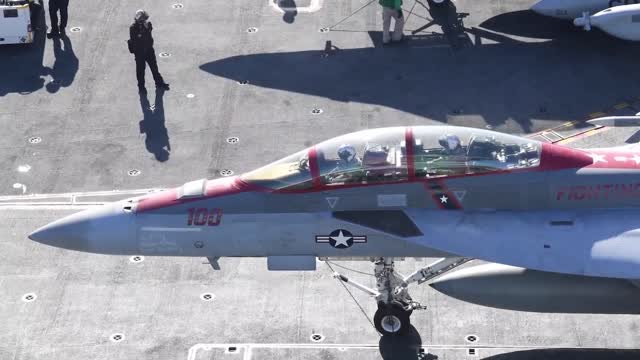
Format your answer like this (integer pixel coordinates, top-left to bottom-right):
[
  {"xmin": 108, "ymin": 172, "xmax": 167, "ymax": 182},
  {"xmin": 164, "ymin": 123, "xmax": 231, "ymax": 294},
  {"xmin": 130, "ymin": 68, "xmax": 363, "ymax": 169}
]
[
  {"xmin": 588, "ymin": 153, "xmax": 608, "ymax": 163},
  {"xmin": 632, "ymin": 154, "xmax": 640, "ymax": 165},
  {"xmin": 330, "ymin": 231, "xmax": 352, "ymax": 247},
  {"xmin": 440, "ymin": 195, "xmax": 448, "ymax": 204}
]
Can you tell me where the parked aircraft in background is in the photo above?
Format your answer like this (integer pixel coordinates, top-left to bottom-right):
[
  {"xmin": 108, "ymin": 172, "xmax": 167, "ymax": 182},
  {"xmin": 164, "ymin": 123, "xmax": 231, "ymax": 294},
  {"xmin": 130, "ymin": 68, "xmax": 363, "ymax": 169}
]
[
  {"xmin": 29, "ymin": 123, "xmax": 640, "ymax": 335},
  {"xmin": 574, "ymin": 4, "xmax": 640, "ymax": 41},
  {"xmin": 531, "ymin": 0, "xmax": 614, "ymax": 19},
  {"xmin": 531, "ymin": 0, "xmax": 640, "ymax": 41}
]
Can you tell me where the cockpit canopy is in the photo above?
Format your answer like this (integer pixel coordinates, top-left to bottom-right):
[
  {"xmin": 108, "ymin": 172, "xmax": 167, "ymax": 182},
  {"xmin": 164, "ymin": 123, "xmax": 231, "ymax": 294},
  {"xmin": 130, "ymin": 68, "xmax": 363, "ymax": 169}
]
[{"xmin": 241, "ymin": 126, "xmax": 541, "ymax": 190}]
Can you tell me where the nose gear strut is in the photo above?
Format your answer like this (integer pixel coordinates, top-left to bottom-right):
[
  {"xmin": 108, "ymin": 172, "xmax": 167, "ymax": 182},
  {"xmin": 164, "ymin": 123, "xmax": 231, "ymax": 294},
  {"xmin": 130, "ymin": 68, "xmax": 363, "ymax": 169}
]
[{"xmin": 332, "ymin": 256, "xmax": 471, "ymax": 335}]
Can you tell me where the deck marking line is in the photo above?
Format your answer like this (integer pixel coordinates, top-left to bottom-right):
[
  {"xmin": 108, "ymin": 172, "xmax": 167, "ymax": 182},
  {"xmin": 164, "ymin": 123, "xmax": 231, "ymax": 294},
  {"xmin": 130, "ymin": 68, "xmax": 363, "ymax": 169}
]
[{"xmin": 187, "ymin": 343, "xmax": 637, "ymax": 360}]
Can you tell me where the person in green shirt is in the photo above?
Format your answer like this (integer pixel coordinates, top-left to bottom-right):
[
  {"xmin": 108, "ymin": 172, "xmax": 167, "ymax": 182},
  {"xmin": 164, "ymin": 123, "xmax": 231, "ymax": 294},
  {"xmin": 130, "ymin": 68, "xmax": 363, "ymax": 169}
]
[{"xmin": 379, "ymin": 0, "xmax": 404, "ymax": 44}]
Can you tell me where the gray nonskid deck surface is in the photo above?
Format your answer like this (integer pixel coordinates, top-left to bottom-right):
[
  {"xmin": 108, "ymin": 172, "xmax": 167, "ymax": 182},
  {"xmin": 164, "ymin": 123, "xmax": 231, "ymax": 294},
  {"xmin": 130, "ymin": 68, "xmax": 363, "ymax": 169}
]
[
  {"xmin": 1, "ymin": 0, "xmax": 639, "ymax": 195},
  {"xmin": 2, "ymin": 0, "xmax": 640, "ymax": 359}
]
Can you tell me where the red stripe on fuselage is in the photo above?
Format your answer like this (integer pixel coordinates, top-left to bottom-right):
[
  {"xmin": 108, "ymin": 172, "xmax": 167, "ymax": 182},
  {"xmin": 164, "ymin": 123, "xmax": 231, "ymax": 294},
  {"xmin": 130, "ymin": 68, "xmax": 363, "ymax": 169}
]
[
  {"xmin": 309, "ymin": 146, "xmax": 322, "ymax": 188},
  {"xmin": 538, "ymin": 143, "xmax": 593, "ymax": 170},
  {"xmin": 422, "ymin": 182, "xmax": 445, "ymax": 209},
  {"xmin": 136, "ymin": 176, "xmax": 247, "ymax": 213},
  {"xmin": 422, "ymin": 178, "xmax": 463, "ymax": 210},
  {"xmin": 405, "ymin": 127, "xmax": 415, "ymax": 181},
  {"xmin": 135, "ymin": 188, "xmax": 179, "ymax": 213},
  {"xmin": 433, "ymin": 178, "xmax": 462, "ymax": 209}
]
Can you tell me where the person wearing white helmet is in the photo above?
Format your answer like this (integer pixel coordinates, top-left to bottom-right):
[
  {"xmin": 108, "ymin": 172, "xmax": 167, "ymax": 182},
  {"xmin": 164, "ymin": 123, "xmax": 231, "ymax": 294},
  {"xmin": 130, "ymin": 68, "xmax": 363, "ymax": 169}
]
[
  {"xmin": 337, "ymin": 144, "xmax": 360, "ymax": 166},
  {"xmin": 438, "ymin": 134, "xmax": 463, "ymax": 155},
  {"xmin": 327, "ymin": 144, "xmax": 362, "ymax": 183},
  {"xmin": 435, "ymin": 134, "xmax": 467, "ymax": 175},
  {"xmin": 128, "ymin": 10, "xmax": 170, "ymax": 94}
]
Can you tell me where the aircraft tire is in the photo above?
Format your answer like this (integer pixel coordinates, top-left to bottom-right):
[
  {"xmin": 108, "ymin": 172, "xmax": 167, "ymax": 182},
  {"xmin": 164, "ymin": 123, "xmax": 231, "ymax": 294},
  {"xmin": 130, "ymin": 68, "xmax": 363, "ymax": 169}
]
[{"xmin": 374, "ymin": 304, "xmax": 410, "ymax": 336}]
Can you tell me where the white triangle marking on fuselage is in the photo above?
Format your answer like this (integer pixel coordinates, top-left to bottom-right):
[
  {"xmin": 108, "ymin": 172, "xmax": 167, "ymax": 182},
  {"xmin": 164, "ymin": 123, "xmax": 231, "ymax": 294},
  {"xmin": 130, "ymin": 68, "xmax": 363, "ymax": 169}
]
[{"xmin": 453, "ymin": 190, "xmax": 466, "ymax": 202}]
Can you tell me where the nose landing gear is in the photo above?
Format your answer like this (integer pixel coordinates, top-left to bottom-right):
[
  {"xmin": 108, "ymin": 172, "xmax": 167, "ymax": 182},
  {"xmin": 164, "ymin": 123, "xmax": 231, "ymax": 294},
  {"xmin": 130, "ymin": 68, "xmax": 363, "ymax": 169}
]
[{"xmin": 333, "ymin": 256, "xmax": 471, "ymax": 335}]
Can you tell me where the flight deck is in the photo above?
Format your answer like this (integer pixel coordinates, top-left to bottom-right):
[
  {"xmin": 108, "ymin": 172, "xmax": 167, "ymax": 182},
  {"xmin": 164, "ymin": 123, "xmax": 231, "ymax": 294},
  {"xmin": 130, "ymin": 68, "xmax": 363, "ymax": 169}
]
[{"xmin": 1, "ymin": 0, "xmax": 640, "ymax": 359}]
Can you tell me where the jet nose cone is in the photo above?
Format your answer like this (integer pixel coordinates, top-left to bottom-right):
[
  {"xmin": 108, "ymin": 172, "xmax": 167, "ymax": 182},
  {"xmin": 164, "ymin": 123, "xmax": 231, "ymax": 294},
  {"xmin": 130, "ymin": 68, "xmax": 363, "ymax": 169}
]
[
  {"xmin": 29, "ymin": 211, "xmax": 91, "ymax": 251},
  {"xmin": 29, "ymin": 202, "xmax": 137, "ymax": 254}
]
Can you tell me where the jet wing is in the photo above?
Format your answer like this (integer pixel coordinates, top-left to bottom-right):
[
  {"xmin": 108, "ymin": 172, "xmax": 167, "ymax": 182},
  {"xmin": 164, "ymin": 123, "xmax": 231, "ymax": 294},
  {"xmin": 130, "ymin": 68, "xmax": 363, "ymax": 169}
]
[{"xmin": 584, "ymin": 115, "xmax": 640, "ymax": 151}]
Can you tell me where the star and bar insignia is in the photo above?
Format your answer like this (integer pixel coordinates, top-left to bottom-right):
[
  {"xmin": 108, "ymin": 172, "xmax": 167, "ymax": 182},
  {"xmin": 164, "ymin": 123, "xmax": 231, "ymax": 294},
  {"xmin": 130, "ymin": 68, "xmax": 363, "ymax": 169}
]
[{"xmin": 315, "ymin": 229, "xmax": 367, "ymax": 249}]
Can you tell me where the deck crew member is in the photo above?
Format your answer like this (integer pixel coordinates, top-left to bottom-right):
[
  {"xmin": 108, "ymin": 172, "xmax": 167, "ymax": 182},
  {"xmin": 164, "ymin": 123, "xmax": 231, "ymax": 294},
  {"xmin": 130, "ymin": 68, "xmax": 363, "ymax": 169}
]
[
  {"xmin": 379, "ymin": 0, "xmax": 404, "ymax": 44},
  {"xmin": 128, "ymin": 10, "xmax": 170, "ymax": 94},
  {"xmin": 47, "ymin": 0, "xmax": 69, "ymax": 38}
]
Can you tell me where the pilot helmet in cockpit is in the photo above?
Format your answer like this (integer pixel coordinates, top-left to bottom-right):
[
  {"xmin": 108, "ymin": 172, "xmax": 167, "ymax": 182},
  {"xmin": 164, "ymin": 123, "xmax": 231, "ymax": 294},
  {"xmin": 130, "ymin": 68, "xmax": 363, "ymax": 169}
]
[
  {"xmin": 438, "ymin": 134, "xmax": 463, "ymax": 154},
  {"xmin": 337, "ymin": 144, "xmax": 357, "ymax": 163}
]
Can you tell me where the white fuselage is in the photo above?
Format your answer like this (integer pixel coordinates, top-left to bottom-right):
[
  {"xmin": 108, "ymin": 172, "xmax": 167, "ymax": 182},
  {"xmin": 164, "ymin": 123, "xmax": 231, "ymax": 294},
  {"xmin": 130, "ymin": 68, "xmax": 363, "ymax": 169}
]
[
  {"xmin": 531, "ymin": 0, "xmax": 616, "ymax": 19},
  {"xmin": 575, "ymin": 4, "xmax": 640, "ymax": 41}
]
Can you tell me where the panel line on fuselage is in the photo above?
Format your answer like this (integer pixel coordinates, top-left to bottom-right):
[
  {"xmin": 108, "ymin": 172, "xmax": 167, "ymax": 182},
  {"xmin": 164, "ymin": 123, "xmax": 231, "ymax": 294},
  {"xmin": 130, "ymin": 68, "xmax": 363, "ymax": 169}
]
[{"xmin": 140, "ymin": 227, "xmax": 202, "ymax": 232}]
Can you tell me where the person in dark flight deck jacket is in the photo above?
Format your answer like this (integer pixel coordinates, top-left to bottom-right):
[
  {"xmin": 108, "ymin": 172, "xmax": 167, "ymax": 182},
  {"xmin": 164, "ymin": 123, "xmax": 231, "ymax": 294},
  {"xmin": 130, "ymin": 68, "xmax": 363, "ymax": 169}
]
[
  {"xmin": 128, "ymin": 10, "xmax": 170, "ymax": 94},
  {"xmin": 47, "ymin": 0, "xmax": 69, "ymax": 38}
]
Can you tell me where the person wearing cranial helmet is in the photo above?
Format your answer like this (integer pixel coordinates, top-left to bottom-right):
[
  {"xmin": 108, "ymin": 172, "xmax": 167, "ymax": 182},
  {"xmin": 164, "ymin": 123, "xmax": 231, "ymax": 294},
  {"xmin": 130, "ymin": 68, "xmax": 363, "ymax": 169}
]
[{"xmin": 128, "ymin": 9, "xmax": 170, "ymax": 94}]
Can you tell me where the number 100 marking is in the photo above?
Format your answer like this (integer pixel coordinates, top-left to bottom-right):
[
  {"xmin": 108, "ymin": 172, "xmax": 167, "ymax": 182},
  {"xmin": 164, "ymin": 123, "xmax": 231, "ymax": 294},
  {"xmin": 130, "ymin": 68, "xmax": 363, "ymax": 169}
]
[{"xmin": 187, "ymin": 208, "xmax": 223, "ymax": 226}]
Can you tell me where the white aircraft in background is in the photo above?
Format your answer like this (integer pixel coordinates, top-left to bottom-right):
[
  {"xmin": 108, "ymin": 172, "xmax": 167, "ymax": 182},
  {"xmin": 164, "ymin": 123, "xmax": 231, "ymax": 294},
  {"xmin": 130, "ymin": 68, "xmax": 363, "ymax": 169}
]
[{"xmin": 531, "ymin": 0, "xmax": 640, "ymax": 41}]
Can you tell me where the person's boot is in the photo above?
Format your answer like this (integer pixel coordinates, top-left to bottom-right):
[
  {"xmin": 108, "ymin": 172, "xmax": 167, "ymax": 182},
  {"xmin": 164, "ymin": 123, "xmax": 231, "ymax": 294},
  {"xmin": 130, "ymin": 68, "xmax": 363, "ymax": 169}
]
[
  {"xmin": 156, "ymin": 82, "xmax": 170, "ymax": 91},
  {"xmin": 47, "ymin": 30, "xmax": 60, "ymax": 39},
  {"xmin": 59, "ymin": 27, "xmax": 66, "ymax": 37}
]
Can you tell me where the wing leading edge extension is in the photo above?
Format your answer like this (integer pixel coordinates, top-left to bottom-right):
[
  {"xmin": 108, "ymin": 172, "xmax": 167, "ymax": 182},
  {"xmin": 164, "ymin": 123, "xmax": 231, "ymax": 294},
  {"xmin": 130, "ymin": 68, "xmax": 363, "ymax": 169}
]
[{"xmin": 405, "ymin": 208, "xmax": 640, "ymax": 280}]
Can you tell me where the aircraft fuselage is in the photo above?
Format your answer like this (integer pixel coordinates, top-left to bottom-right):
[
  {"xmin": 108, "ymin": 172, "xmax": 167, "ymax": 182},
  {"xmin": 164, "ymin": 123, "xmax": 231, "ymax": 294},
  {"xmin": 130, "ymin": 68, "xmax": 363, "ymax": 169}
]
[{"xmin": 29, "ymin": 126, "xmax": 640, "ymax": 279}]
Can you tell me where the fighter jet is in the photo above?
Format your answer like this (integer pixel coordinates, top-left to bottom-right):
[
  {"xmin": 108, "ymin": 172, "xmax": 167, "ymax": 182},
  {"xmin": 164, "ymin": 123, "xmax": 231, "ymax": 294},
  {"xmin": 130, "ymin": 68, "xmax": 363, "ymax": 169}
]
[
  {"xmin": 531, "ymin": 0, "xmax": 640, "ymax": 41},
  {"xmin": 29, "ymin": 124, "xmax": 640, "ymax": 335}
]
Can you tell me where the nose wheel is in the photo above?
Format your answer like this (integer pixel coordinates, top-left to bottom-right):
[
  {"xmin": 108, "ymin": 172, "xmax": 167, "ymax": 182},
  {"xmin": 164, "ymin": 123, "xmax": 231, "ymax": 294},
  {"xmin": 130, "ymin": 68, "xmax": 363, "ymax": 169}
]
[{"xmin": 374, "ymin": 303, "xmax": 411, "ymax": 335}]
